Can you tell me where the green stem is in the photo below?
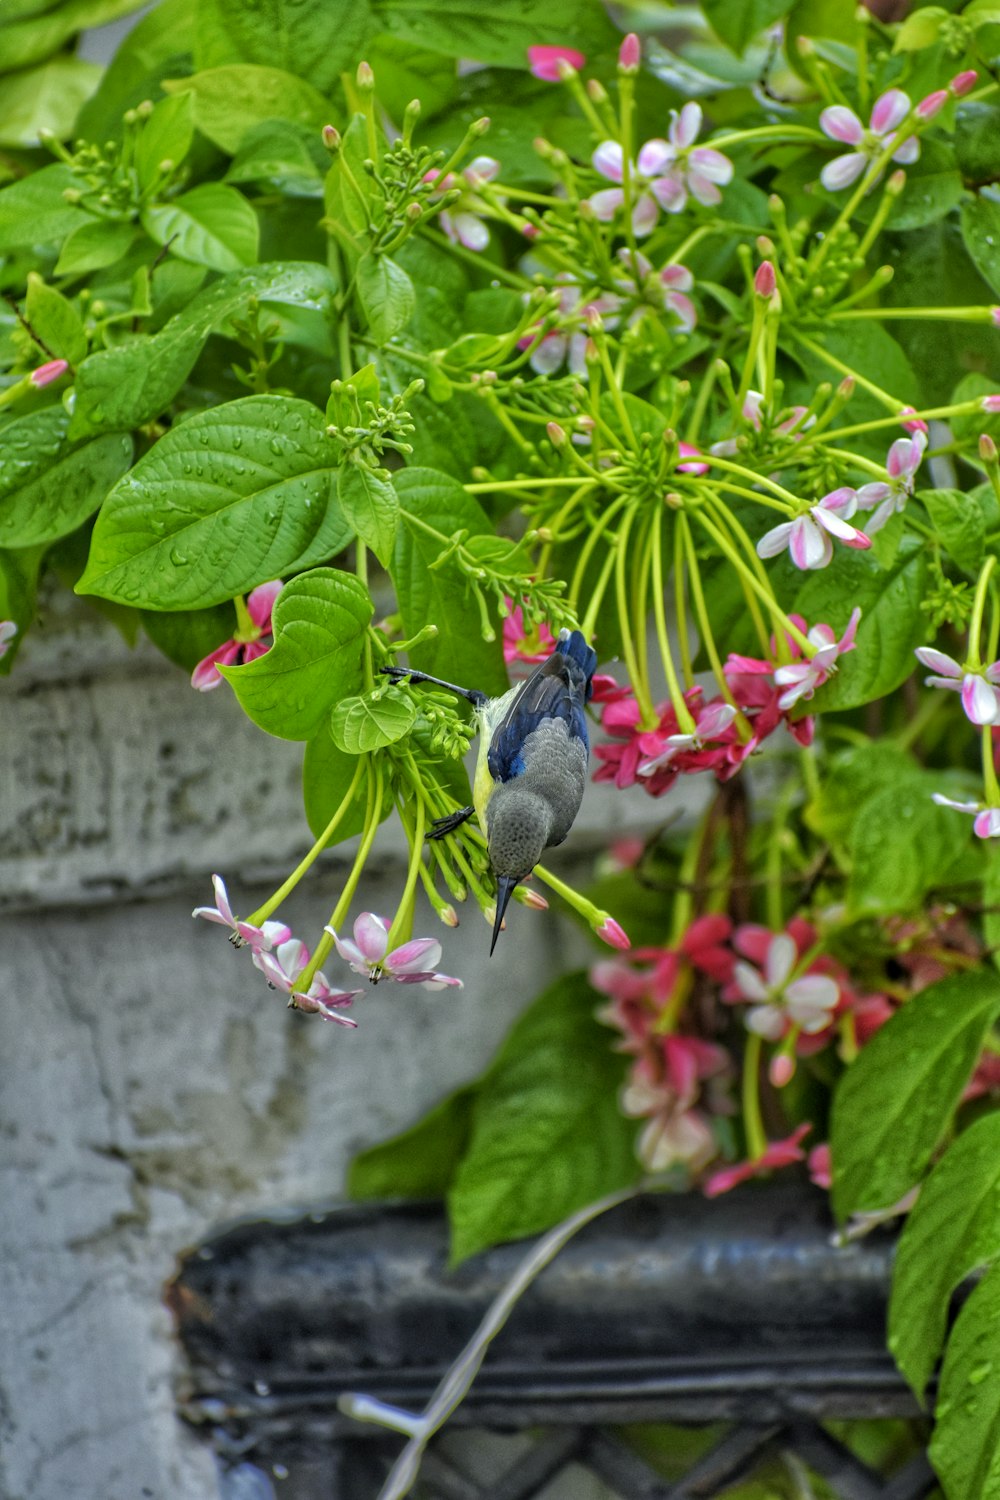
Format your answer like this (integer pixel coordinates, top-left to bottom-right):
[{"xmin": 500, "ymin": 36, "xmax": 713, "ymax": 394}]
[
  {"xmin": 742, "ymin": 1032, "xmax": 767, "ymax": 1161},
  {"xmin": 615, "ymin": 505, "xmax": 657, "ymax": 725},
  {"xmin": 246, "ymin": 756, "xmax": 367, "ymax": 927},
  {"xmin": 690, "ymin": 509, "xmax": 812, "ymax": 654},
  {"xmin": 969, "ymin": 556, "xmax": 998, "ymax": 666},
  {"xmin": 387, "ymin": 772, "xmax": 427, "ymax": 949},
  {"xmin": 652, "ymin": 505, "xmax": 696, "ymax": 731}
]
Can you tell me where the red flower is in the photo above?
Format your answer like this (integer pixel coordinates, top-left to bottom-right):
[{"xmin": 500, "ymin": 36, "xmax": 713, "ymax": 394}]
[
  {"xmin": 703, "ymin": 1123, "xmax": 812, "ymax": 1197},
  {"xmin": 191, "ymin": 581, "xmax": 283, "ymax": 691},
  {"xmin": 503, "ymin": 605, "xmax": 556, "ymax": 665}
]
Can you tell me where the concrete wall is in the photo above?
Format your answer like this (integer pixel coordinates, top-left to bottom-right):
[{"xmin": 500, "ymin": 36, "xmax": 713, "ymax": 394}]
[{"xmin": 0, "ymin": 598, "xmax": 658, "ymax": 1500}]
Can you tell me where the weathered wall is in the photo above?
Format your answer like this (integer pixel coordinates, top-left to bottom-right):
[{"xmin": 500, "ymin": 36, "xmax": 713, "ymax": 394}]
[{"xmin": 0, "ymin": 603, "xmax": 657, "ymax": 1500}]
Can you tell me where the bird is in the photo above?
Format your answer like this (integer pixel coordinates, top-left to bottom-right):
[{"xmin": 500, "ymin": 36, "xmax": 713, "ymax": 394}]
[{"xmin": 381, "ymin": 629, "xmax": 598, "ymax": 953}]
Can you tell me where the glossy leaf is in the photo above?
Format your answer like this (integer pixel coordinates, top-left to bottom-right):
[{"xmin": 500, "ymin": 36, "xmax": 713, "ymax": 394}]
[
  {"xmin": 162, "ymin": 66, "xmax": 331, "ymax": 154},
  {"xmin": 141, "ymin": 183, "xmax": 259, "ymax": 271},
  {"xmin": 135, "ymin": 92, "xmax": 195, "ymax": 192},
  {"xmin": 448, "ymin": 973, "xmax": 637, "ymax": 1264},
  {"xmin": 847, "ymin": 776, "xmax": 973, "ymax": 914},
  {"xmin": 54, "ymin": 219, "xmax": 136, "ymax": 276},
  {"xmin": 375, "ymin": 0, "xmax": 618, "ymax": 66},
  {"xmin": 921, "ymin": 487, "xmax": 986, "ymax": 576},
  {"xmin": 929, "ymin": 1260, "xmax": 1000, "ymax": 1497},
  {"xmin": 356, "ymin": 252, "xmax": 415, "ymax": 344},
  {"xmin": 701, "ymin": 0, "xmax": 797, "ymax": 55},
  {"xmin": 221, "ymin": 568, "xmax": 372, "ymax": 740},
  {"xmin": 0, "ymin": 164, "xmax": 89, "ymax": 252},
  {"xmin": 337, "ymin": 463, "xmax": 399, "ymax": 566},
  {"xmin": 349, "ymin": 1085, "xmax": 479, "ymax": 1201},
  {"xmin": 0, "ymin": 407, "xmax": 132, "ymax": 549},
  {"xmin": 831, "ymin": 970, "xmax": 1000, "ymax": 1221},
  {"xmin": 0, "ymin": 56, "xmax": 103, "ymax": 149},
  {"xmin": 890, "ymin": 1114, "xmax": 1000, "ymax": 1402},
  {"xmin": 25, "ymin": 275, "xmax": 87, "ymax": 367},
  {"xmin": 194, "ymin": 0, "xmax": 375, "ymax": 93},
  {"xmin": 962, "ymin": 195, "xmax": 1000, "ymax": 299},
  {"xmin": 77, "ymin": 395, "xmax": 352, "ymax": 609},
  {"xmin": 330, "ymin": 687, "xmax": 416, "ymax": 753}
]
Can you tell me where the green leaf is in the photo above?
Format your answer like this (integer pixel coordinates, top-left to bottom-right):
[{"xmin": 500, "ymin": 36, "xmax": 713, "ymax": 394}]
[
  {"xmin": 194, "ymin": 0, "xmax": 375, "ymax": 94},
  {"xmin": 921, "ymin": 487, "xmax": 986, "ymax": 576},
  {"xmin": 141, "ymin": 182, "xmax": 259, "ymax": 271},
  {"xmin": 54, "ymin": 218, "xmax": 136, "ymax": 276},
  {"xmin": 141, "ymin": 602, "xmax": 235, "ymax": 672},
  {"xmin": 890, "ymin": 1114, "xmax": 1000, "ymax": 1403},
  {"xmin": 25, "ymin": 274, "xmax": 87, "ymax": 367},
  {"xmin": 447, "ymin": 973, "xmax": 637, "ymax": 1264},
  {"xmin": 349, "ymin": 1084, "xmax": 479, "ymax": 1201},
  {"xmin": 1, "ymin": 0, "xmax": 146, "ymax": 71},
  {"xmin": 70, "ymin": 261, "xmax": 336, "ymax": 437},
  {"xmin": 77, "ymin": 395, "xmax": 352, "ymax": 609},
  {"xmin": 962, "ymin": 194, "xmax": 1000, "ymax": 299},
  {"xmin": 374, "ymin": 0, "xmax": 619, "ymax": 66},
  {"xmin": 929, "ymin": 1260, "xmax": 1000, "ymax": 1497},
  {"xmin": 356, "ymin": 253, "xmax": 415, "ymax": 344},
  {"xmin": 221, "ymin": 568, "xmax": 372, "ymax": 740},
  {"xmin": 793, "ymin": 540, "xmax": 928, "ymax": 711},
  {"xmin": 985, "ymin": 844, "xmax": 1000, "ymax": 968},
  {"xmin": 135, "ymin": 92, "xmax": 195, "ymax": 192},
  {"xmin": 392, "ymin": 467, "xmax": 508, "ymax": 697},
  {"xmin": 702, "ymin": 0, "xmax": 797, "ymax": 55},
  {"xmin": 301, "ymin": 722, "xmax": 373, "ymax": 841},
  {"xmin": 804, "ymin": 741, "xmax": 921, "ymax": 850},
  {"xmin": 955, "ymin": 102, "xmax": 1000, "ymax": 182},
  {"xmin": 0, "ymin": 164, "xmax": 89, "ymax": 252},
  {"xmin": 323, "ymin": 112, "xmax": 374, "ymax": 246},
  {"xmin": 162, "ymin": 65, "xmax": 331, "ymax": 154},
  {"xmin": 847, "ymin": 776, "xmax": 974, "ymax": 915},
  {"xmin": 337, "ymin": 463, "xmax": 399, "ymax": 566},
  {"xmin": 74, "ymin": 0, "xmax": 193, "ymax": 145},
  {"xmin": 0, "ymin": 407, "xmax": 132, "ymax": 549},
  {"xmin": 224, "ymin": 121, "xmax": 323, "ymax": 197},
  {"xmin": 0, "ymin": 56, "xmax": 103, "ymax": 149},
  {"xmin": 794, "ymin": 321, "xmax": 918, "ymax": 422},
  {"xmin": 331, "ymin": 686, "xmax": 416, "ymax": 753},
  {"xmin": 830, "ymin": 970, "xmax": 1000, "ymax": 1221},
  {"xmin": 0, "ymin": 545, "xmax": 43, "ymax": 674}
]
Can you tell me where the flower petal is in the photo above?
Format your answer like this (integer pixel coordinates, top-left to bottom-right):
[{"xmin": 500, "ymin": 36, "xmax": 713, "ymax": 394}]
[
  {"xmin": 914, "ymin": 646, "xmax": 962, "ymax": 677},
  {"xmin": 592, "ymin": 140, "xmax": 624, "ymax": 183},
  {"xmin": 587, "ymin": 187, "xmax": 624, "ymax": 222},
  {"xmin": 631, "ymin": 191, "xmax": 660, "ymax": 238},
  {"xmin": 671, "ymin": 102, "xmax": 702, "ymax": 148},
  {"xmin": 819, "ymin": 105, "xmax": 865, "ymax": 144},
  {"xmin": 246, "ymin": 580, "xmax": 282, "ymax": 630},
  {"xmin": 353, "ymin": 912, "xmax": 390, "ymax": 962},
  {"xmin": 756, "ymin": 520, "xmax": 795, "ymax": 559},
  {"xmin": 961, "ymin": 673, "xmax": 1000, "ymax": 725},
  {"xmin": 386, "ymin": 937, "xmax": 443, "ymax": 974},
  {"xmin": 871, "ymin": 88, "xmax": 911, "ymax": 136},
  {"xmin": 820, "ymin": 153, "xmax": 868, "ymax": 191},
  {"xmin": 765, "ymin": 932, "xmax": 796, "ymax": 989},
  {"xmin": 688, "ymin": 147, "xmax": 733, "ymax": 184},
  {"xmin": 637, "ymin": 137, "xmax": 672, "ymax": 176}
]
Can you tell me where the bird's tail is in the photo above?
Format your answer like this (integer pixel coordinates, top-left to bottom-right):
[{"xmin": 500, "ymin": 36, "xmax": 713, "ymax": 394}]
[{"xmin": 555, "ymin": 629, "xmax": 598, "ymax": 698}]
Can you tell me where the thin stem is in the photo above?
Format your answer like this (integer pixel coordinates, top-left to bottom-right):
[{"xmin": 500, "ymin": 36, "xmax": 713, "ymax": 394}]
[
  {"xmin": 246, "ymin": 756, "xmax": 367, "ymax": 927},
  {"xmin": 742, "ymin": 1032, "xmax": 767, "ymax": 1160},
  {"xmin": 652, "ymin": 505, "xmax": 696, "ymax": 730},
  {"xmin": 615, "ymin": 505, "xmax": 657, "ymax": 724}
]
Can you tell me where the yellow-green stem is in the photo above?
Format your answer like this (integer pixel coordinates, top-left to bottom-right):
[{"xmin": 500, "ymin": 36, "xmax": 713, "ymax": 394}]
[{"xmin": 246, "ymin": 756, "xmax": 367, "ymax": 927}]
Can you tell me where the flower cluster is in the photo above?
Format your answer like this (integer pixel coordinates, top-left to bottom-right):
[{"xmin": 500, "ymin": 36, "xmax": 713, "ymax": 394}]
[{"xmin": 589, "ymin": 105, "xmax": 733, "ymax": 235}]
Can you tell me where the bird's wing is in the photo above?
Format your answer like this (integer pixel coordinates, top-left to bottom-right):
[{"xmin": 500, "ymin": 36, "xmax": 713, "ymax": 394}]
[{"xmin": 487, "ymin": 649, "xmax": 589, "ymax": 783}]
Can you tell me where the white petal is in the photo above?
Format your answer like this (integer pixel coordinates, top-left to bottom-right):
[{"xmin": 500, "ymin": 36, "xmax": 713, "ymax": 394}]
[
  {"xmin": 765, "ymin": 932, "xmax": 796, "ymax": 990},
  {"xmin": 821, "ymin": 153, "xmax": 868, "ymax": 191},
  {"xmin": 592, "ymin": 140, "xmax": 624, "ymax": 183}
]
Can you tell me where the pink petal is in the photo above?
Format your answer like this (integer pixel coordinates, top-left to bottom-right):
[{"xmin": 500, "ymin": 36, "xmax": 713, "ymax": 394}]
[
  {"xmin": 915, "ymin": 646, "xmax": 962, "ymax": 677},
  {"xmin": 631, "ymin": 192, "xmax": 659, "ymax": 237},
  {"xmin": 191, "ymin": 639, "xmax": 241, "ymax": 691},
  {"xmin": 386, "ymin": 937, "xmax": 443, "ymax": 974},
  {"xmin": 756, "ymin": 520, "xmax": 795, "ymax": 559},
  {"xmin": 790, "ymin": 517, "xmax": 832, "ymax": 570},
  {"xmin": 660, "ymin": 263, "xmax": 693, "ymax": 292},
  {"xmin": 670, "ymin": 102, "xmax": 702, "ymax": 149},
  {"xmin": 649, "ymin": 172, "xmax": 685, "ymax": 212},
  {"xmin": 887, "ymin": 434, "xmax": 924, "ymax": 479},
  {"xmin": 637, "ymin": 138, "xmax": 672, "ymax": 176},
  {"xmin": 974, "ymin": 809, "xmax": 1000, "ymax": 838},
  {"xmin": 687, "ymin": 170, "xmax": 723, "ymax": 207},
  {"xmin": 247, "ymin": 580, "xmax": 282, "ymax": 630},
  {"xmin": 961, "ymin": 674, "xmax": 1000, "ymax": 725},
  {"xmin": 689, "ymin": 147, "xmax": 733, "ymax": 184},
  {"xmin": 932, "ymin": 793, "xmax": 979, "ymax": 814},
  {"xmin": 855, "ymin": 481, "xmax": 892, "ymax": 510},
  {"xmin": 821, "ymin": 153, "xmax": 868, "ymax": 191},
  {"xmin": 870, "ymin": 89, "xmax": 911, "ymax": 136},
  {"xmin": 465, "ymin": 155, "xmax": 500, "ymax": 184},
  {"xmin": 592, "ymin": 141, "xmax": 624, "ymax": 183},
  {"xmin": 529, "ymin": 333, "xmax": 569, "ymax": 375},
  {"xmin": 587, "ymin": 187, "xmax": 624, "ymax": 221},
  {"xmin": 818, "ymin": 485, "xmax": 859, "ymax": 518},
  {"xmin": 353, "ymin": 912, "xmax": 390, "ymax": 963},
  {"xmin": 666, "ymin": 292, "xmax": 697, "ymax": 332},
  {"xmin": 891, "ymin": 135, "xmax": 920, "ymax": 164},
  {"xmin": 811, "ymin": 508, "xmax": 866, "ymax": 544},
  {"xmin": 819, "ymin": 105, "xmax": 864, "ymax": 145},
  {"xmin": 527, "ymin": 44, "xmax": 585, "ymax": 80},
  {"xmin": 453, "ymin": 212, "xmax": 489, "ymax": 250}
]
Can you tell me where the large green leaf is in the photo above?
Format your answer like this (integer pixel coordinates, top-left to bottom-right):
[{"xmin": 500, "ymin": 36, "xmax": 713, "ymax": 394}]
[
  {"xmin": 392, "ymin": 467, "xmax": 508, "ymax": 697},
  {"xmin": 77, "ymin": 395, "xmax": 352, "ymax": 609},
  {"xmin": 0, "ymin": 407, "xmax": 131, "ymax": 549},
  {"xmin": 890, "ymin": 1115, "xmax": 1000, "ymax": 1403},
  {"xmin": 0, "ymin": 164, "xmax": 89, "ymax": 252},
  {"xmin": 356, "ymin": 252, "xmax": 415, "ymax": 344},
  {"xmin": 69, "ymin": 261, "xmax": 336, "ymax": 437},
  {"xmin": 74, "ymin": 0, "xmax": 194, "ymax": 144},
  {"xmin": 349, "ymin": 1084, "xmax": 479, "ymax": 1201},
  {"xmin": 794, "ymin": 540, "xmax": 927, "ymax": 711},
  {"xmin": 701, "ymin": 0, "xmax": 797, "ymax": 55},
  {"xmin": 2, "ymin": 0, "xmax": 143, "ymax": 71},
  {"xmin": 831, "ymin": 970, "xmax": 1000, "ymax": 1221},
  {"xmin": 929, "ymin": 1260, "xmax": 1000, "ymax": 1498},
  {"xmin": 135, "ymin": 92, "xmax": 195, "ymax": 192},
  {"xmin": 847, "ymin": 776, "xmax": 973, "ymax": 914},
  {"xmin": 373, "ymin": 0, "xmax": 619, "ymax": 66},
  {"xmin": 337, "ymin": 463, "xmax": 399, "ymax": 566},
  {"xmin": 54, "ymin": 219, "xmax": 137, "ymax": 277},
  {"xmin": 141, "ymin": 183, "xmax": 259, "ymax": 271},
  {"xmin": 162, "ymin": 65, "xmax": 331, "ymax": 154},
  {"xmin": 0, "ymin": 56, "xmax": 103, "ymax": 149},
  {"xmin": 194, "ymin": 0, "xmax": 375, "ymax": 93},
  {"xmin": 24, "ymin": 274, "xmax": 87, "ymax": 367},
  {"xmin": 447, "ymin": 973, "xmax": 637, "ymax": 1264},
  {"xmin": 301, "ymin": 723, "xmax": 374, "ymax": 841},
  {"xmin": 221, "ymin": 568, "xmax": 372, "ymax": 740},
  {"xmin": 922, "ymin": 488, "xmax": 986, "ymax": 577},
  {"xmin": 330, "ymin": 686, "xmax": 416, "ymax": 753},
  {"xmin": 961, "ymin": 194, "xmax": 1000, "ymax": 299}
]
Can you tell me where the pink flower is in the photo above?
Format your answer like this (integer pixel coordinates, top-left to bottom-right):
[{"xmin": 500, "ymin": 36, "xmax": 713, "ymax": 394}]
[
  {"xmin": 772, "ymin": 608, "xmax": 861, "ymax": 710},
  {"xmin": 191, "ymin": 580, "xmax": 283, "ymax": 691},
  {"xmin": 754, "ymin": 261, "xmax": 776, "ymax": 297},
  {"xmin": 819, "ymin": 89, "xmax": 919, "ymax": 191},
  {"xmin": 618, "ymin": 32, "xmax": 641, "ymax": 73},
  {"xmin": 595, "ymin": 914, "xmax": 632, "ymax": 950},
  {"xmin": 982, "ymin": 394, "xmax": 1000, "ymax": 414},
  {"xmin": 29, "ymin": 358, "xmax": 70, "ymax": 388},
  {"xmin": 711, "ymin": 390, "xmax": 812, "ymax": 455},
  {"xmin": 0, "ymin": 620, "xmax": 17, "ymax": 659},
  {"xmin": 519, "ymin": 278, "xmax": 621, "ymax": 375},
  {"xmin": 327, "ymin": 912, "xmax": 463, "ymax": 989},
  {"xmin": 594, "ymin": 688, "xmax": 743, "ymax": 795},
  {"xmin": 527, "ymin": 44, "xmax": 585, "ymax": 80},
  {"xmin": 898, "ymin": 405, "xmax": 928, "ymax": 435},
  {"xmin": 636, "ymin": 699, "xmax": 737, "ymax": 778},
  {"xmin": 252, "ymin": 936, "xmax": 362, "ymax": 1025},
  {"xmin": 621, "ymin": 1040, "xmax": 727, "ymax": 1172},
  {"xmin": 756, "ymin": 488, "xmax": 871, "ymax": 570},
  {"xmin": 915, "ymin": 646, "xmax": 1000, "ymax": 725},
  {"xmin": 726, "ymin": 930, "xmax": 840, "ymax": 1040},
  {"xmin": 932, "ymin": 793, "xmax": 1000, "ymax": 839},
  {"xmin": 425, "ymin": 157, "xmax": 501, "ymax": 251},
  {"xmin": 703, "ymin": 1123, "xmax": 812, "ymax": 1197},
  {"xmin": 677, "ymin": 441, "xmax": 709, "ymax": 474},
  {"xmin": 588, "ymin": 106, "xmax": 732, "ymax": 235},
  {"xmin": 192, "ymin": 874, "xmax": 292, "ymax": 952},
  {"xmin": 854, "ymin": 430, "xmax": 926, "ymax": 533},
  {"xmin": 614, "ymin": 248, "xmax": 697, "ymax": 332},
  {"xmin": 503, "ymin": 605, "xmax": 556, "ymax": 664},
  {"xmin": 808, "ymin": 1142, "xmax": 832, "ymax": 1189}
]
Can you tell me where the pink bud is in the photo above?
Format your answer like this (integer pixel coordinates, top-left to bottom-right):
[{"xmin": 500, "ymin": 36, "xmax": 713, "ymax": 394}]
[
  {"xmin": 982, "ymin": 395, "xmax": 1000, "ymax": 413},
  {"xmin": 527, "ymin": 44, "xmax": 586, "ymax": 82},
  {"xmin": 991, "ymin": 308, "xmax": 1000, "ymax": 328},
  {"xmin": 519, "ymin": 888, "xmax": 549, "ymax": 911},
  {"xmin": 322, "ymin": 124, "xmax": 340, "ymax": 151},
  {"xmin": 618, "ymin": 32, "xmax": 641, "ymax": 73},
  {"xmin": 769, "ymin": 1053, "xmax": 796, "ymax": 1089},
  {"xmin": 916, "ymin": 89, "xmax": 948, "ymax": 120},
  {"xmin": 356, "ymin": 60, "xmax": 374, "ymax": 91},
  {"xmin": 950, "ymin": 69, "xmax": 978, "ymax": 97},
  {"xmin": 521, "ymin": 222, "xmax": 540, "ymax": 239},
  {"xmin": 546, "ymin": 420, "xmax": 567, "ymax": 447},
  {"xmin": 980, "ymin": 434, "xmax": 998, "ymax": 463},
  {"xmin": 439, "ymin": 904, "xmax": 459, "ymax": 928},
  {"xmin": 887, "ymin": 169, "xmax": 907, "ymax": 194},
  {"xmin": 754, "ymin": 261, "xmax": 776, "ymax": 298},
  {"xmin": 29, "ymin": 358, "xmax": 69, "ymax": 388},
  {"xmin": 898, "ymin": 405, "xmax": 928, "ymax": 434},
  {"xmin": 595, "ymin": 914, "xmax": 631, "ymax": 950}
]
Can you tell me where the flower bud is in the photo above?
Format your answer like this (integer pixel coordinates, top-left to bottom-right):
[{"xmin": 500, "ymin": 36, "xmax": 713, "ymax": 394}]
[
  {"xmin": 471, "ymin": 116, "xmax": 491, "ymax": 137},
  {"xmin": 546, "ymin": 420, "xmax": 567, "ymax": 447},
  {"xmin": 980, "ymin": 434, "xmax": 998, "ymax": 464},
  {"xmin": 887, "ymin": 169, "xmax": 907, "ymax": 195},
  {"xmin": 769, "ymin": 1052, "xmax": 796, "ymax": 1088},
  {"xmin": 618, "ymin": 32, "xmax": 641, "ymax": 73},
  {"xmin": 322, "ymin": 124, "xmax": 341, "ymax": 152},
  {"xmin": 898, "ymin": 405, "xmax": 928, "ymax": 435},
  {"xmin": 916, "ymin": 89, "xmax": 948, "ymax": 120},
  {"xmin": 586, "ymin": 78, "xmax": 609, "ymax": 105},
  {"xmin": 517, "ymin": 887, "xmax": 549, "ymax": 911},
  {"xmin": 356, "ymin": 60, "xmax": 375, "ymax": 91},
  {"xmin": 29, "ymin": 359, "xmax": 70, "ymax": 389},
  {"xmin": 754, "ymin": 261, "xmax": 776, "ymax": 298},
  {"xmin": 950, "ymin": 69, "xmax": 978, "ymax": 97},
  {"xmin": 439, "ymin": 904, "xmax": 459, "ymax": 928},
  {"xmin": 991, "ymin": 307, "xmax": 1000, "ymax": 328},
  {"xmin": 982, "ymin": 394, "xmax": 1000, "ymax": 413},
  {"xmin": 595, "ymin": 914, "xmax": 631, "ymax": 950},
  {"xmin": 527, "ymin": 44, "xmax": 585, "ymax": 81}
]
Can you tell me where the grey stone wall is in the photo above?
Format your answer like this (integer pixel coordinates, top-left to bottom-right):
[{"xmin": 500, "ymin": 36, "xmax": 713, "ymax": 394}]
[{"xmin": 0, "ymin": 600, "xmax": 660, "ymax": 1500}]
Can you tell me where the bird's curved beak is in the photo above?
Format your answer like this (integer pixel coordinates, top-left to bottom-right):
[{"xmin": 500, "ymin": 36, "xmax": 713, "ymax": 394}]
[{"xmin": 490, "ymin": 875, "xmax": 519, "ymax": 956}]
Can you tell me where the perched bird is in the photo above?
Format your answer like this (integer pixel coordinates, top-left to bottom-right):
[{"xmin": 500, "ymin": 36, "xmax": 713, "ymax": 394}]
[{"xmin": 382, "ymin": 629, "xmax": 597, "ymax": 953}]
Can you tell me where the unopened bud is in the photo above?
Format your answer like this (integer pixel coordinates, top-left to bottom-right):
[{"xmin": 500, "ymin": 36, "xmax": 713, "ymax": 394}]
[
  {"xmin": 533, "ymin": 135, "xmax": 555, "ymax": 159},
  {"xmin": 916, "ymin": 89, "xmax": 948, "ymax": 120},
  {"xmin": 405, "ymin": 201, "xmax": 422, "ymax": 222},
  {"xmin": 546, "ymin": 420, "xmax": 567, "ymax": 447},
  {"xmin": 769, "ymin": 1052, "xmax": 796, "ymax": 1088},
  {"xmin": 586, "ymin": 78, "xmax": 609, "ymax": 105},
  {"xmin": 898, "ymin": 405, "xmax": 928, "ymax": 435},
  {"xmin": 982, "ymin": 394, "xmax": 1000, "ymax": 413},
  {"xmin": 517, "ymin": 887, "xmax": 549, "ymax": 911},
  {"xmin": 471, "ymin": 115, "xmax": 491, "ymax": 137},
  {"xmin": 618, "ymin": 32, "xmax": 641, "ymax": 73},
  {"xmin": 585, "ymin": 305, "xmax": 603, "ymax": 332},
  {"xmin": 29, "ymin": 359, "xmax": 70, "ymax": 389},
  {"xmin": 62, "ymin": 188, "xmax": 82, "ymax": 203},
  {"xmin": 887, "ymin": 168, "xmax": 907, "ymax": 195},
  {"xmin": 356, "ymin": 60, "xmax": 375, "ymax": 91},
  {"xmin": 158, "ymin": 158, "xmax": 174, "ymax": 174},
  {"xmin": 439, "ymin": 904, "xmax": 459, "ymax": 928},
  {"xmin": 595, "ymin": 914, "xmax": 631, "ymax": 950},
  {"xmin": 797, "ymin": 34, "xmax": 814, "ymax": 55},
  {"xmin": 322, "ymin": 124, "xmax": 341, "ymax": 152},
  {"xmin": 137, "ymin": 99, "xmax": 154, "ymax": 120},
  {"xmin": 754, "ymin": 261, "xmax": 776, "ymax": 298},
  {"xmin": 123, "ymin": 108, "xmax": 138, "ymax": 126},
  {"xmin": 980, "ymin": 434, "xmax": 998, "ymax": 464},
  {"xmin": 837, "ymin": 375, "xmax": 855, "ymax": 400},
  {"xmin": 555, "ymin": 57, "xmax": 579, "ymax": 80},
  {"xmin": 950, "ymin": 69, "xmax": 978, "ymax": 97}
]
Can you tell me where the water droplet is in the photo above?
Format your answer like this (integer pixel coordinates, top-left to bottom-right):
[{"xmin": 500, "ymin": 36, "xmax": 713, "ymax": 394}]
[
  {"xmin": 270, "ymin": 437, "xmax": 282, "ymax": 454},
  {"xmin": 232, "ymin": 435, "xmax": 242, "ymax": 449},
  {"xmin": 970, "ymin": 1360, "xmax": 993, "ymax": 1385},
  {"xmin": 170, "ymin": 547, "xmax": 188, "ymax": 565}
]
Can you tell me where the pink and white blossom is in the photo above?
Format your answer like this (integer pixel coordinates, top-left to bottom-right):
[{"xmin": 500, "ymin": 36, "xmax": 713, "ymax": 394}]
[
  {"xmin": 615, "ymin": 248, "xmax": 697, "ymax": 332},
  {"xmin": 637, "ymin": 699, "xmax": 737, "ymax": 778},
  {"xmin": 527, "ymin": 44, "xmax": 585, "ymax": 80},
  {"xmin": 854, "ymin": 430, "xmax": 926, "ymax": 533},
  {"xmin": 192, "ymin": 580, "xmax": 283, "ymax": 691},
  {"xmin": 773, "ymin": 608, "xmax": 861, "ymax": 710},
  {"xmin": 703, "ymin": 1123, "xmax": 812, "ymax": 1198},
  {"xmin": 915, "ymin": 646, "xmax": 1000, "ymax": 725},
  {"xmin": 728, "ymin": 930, "xmax": 840, "ymax": 1039},
  {"xmin": 0, "ymin": 620, "xmax": 17, "ymax": 659},
  {"xmin": 588, "ymin": 107, "xmax": 732, "ymax": 235},
  {"xmin": 425, "ymin": 157, "xmax": 501, "ymax": 251},
  {"xmin": 192, "ymin": 873, "xmax": 292, "ymax": 951},
  {"xmin": 756, "ymin": 488, "xmax": 871, "ymax": 570},
  {"xmin": 327, "ymin": 912, "xmax": 463, "ymax": 989},
  {"xmin": 932, "ymin": 793, "xmax": 1000, "ymax": 839},
  {"xmin": 253, "ymin": 936, "xmax": 362, "ymax": 1025},
  {"xmin": 819, "ymin": 89, "xmax": 919, "ymax": 192}
]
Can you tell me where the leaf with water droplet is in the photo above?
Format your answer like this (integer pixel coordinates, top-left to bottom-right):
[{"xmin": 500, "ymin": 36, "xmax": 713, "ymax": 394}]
[
  {"xmin": 931, "ymin": 1260, "xmax": 1000, "ymax": 1496},
  {"xmin": 0, "ymin": 406, "xmax": 132, "ymax": 549}
]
